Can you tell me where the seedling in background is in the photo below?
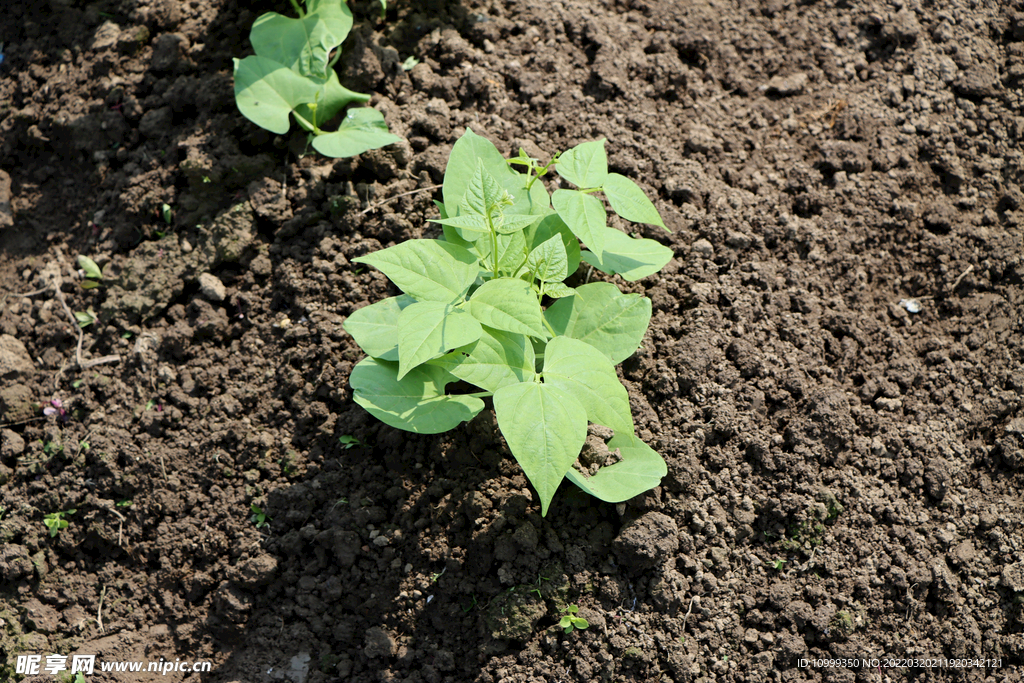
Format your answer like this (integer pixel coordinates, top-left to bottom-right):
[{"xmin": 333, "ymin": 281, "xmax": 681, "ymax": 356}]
[
  {"xmin": 233, "ymin": 0, "xmax": 401, "ymax": 158},
  {"xmin": 43, "ymin": 509, "xmax": 75, "ymax": 537},
  {"xmin": 75, "ymin": 308, "xmax": 97, "ymax": 328},
  {"xmin": 772, "ymin": 558, "xmax": 786, "ymax": 571},
  {"xmin": 78, "ymin": 254, "xmax": 107, "ymax": 289},
  {"xmin": 250, "ymin": 504, "xmax": 271, "ymax": 528},
  {"xmin": 338, "ymin": 434, "xmax": 364, "ymax": 449},
  {"xmin": 559, "ymin": 605, "xmax": 589, "ymax": 634},
  {"xmin": 401, "ymin": 55, "xmax": 419, "ymax": 71},
  {"xmin": 161, "ymin": 203, "xmax": 173, "ymax": 225},
  {"xmin": 344, "ymin": 131, "xmax": 671, "ymax": 515}
]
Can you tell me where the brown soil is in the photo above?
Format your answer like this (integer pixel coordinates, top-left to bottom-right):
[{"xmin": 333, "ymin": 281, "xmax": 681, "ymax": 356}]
[{"xmin": 2, "ymin": 0, "xmax": 1023, "ymax": 681}]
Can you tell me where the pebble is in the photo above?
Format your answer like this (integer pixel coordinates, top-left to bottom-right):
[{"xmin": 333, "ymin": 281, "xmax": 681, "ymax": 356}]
[{"xmin": 198, "ymin": 273, "xmax": 227, "ymax": 302}]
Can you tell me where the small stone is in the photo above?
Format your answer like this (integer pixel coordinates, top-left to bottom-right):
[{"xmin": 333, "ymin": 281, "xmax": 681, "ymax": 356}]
[
  {"xmin": 1001, "ymin": 562, "xmax": 1024, "ymax": 592},
  {"xmin": 692, "ymin": 238, "xmax": 714, "ymax": 258},
  {"xmin": 364, "ymin": 627, "xmax": 396, "ymax": 658},
  {"xmin": 766, "ymin": 72, "xmax": 808, "ymax": 96},
  {"xmin": 1, "ymin": 428, "xmax": 26, "ymax": 456},
  {"xmin": 725, "ymin": 230, "xmax": 752, "ymax": 249},
  {"xmin": 0, "ymin": 170, "xmax": 12, "ymax": 229},
  {"xmin": 0, "ymin": 335, "xmax": 34, "ymax": 378},
  {"xmin": 151, "ymin": 33, "xmax": 189, "ymax": 72},
  {"xmin": 613, "ymin": 512, "xmax": 680, "ymax": 573},
  {"xmin": 91, "ymin": 21, "xmax": 122, "ymax": 50},
  {"xmin": 198, "ymin": 273, "xmax": 227, "ymax": 302}
]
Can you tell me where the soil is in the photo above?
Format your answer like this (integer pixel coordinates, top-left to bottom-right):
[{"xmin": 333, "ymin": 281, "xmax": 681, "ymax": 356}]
[{"xmin": 2, "ymin": 0, "xmax": 1023, "ymax": 682}]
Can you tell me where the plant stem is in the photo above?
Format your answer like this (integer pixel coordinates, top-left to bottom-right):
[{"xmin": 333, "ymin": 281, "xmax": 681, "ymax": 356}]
[
  {"xmin": 487, "ymin": 213, "xmax": 499, "ymax": 278},
  {"xmin": 466, "ymin": 391, "xmax": 493, "ymax": 398},
  {"xmin": 289, "ymin": 0, "xmax": 305, "ymax": 17}
]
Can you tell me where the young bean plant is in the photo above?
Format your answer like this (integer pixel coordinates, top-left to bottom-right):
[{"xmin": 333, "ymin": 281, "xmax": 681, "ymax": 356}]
[
  {"xmin": 233, "ymin": 0, "xmax": 401, "ymax": 157},
  {"xmin": 344, "ymin": 130, "xmax": 672, "ymax": 515}
]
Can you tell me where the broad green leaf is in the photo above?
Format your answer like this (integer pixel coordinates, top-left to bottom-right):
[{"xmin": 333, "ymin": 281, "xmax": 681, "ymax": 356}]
[
  {"xmin": 469, "ymin": 278, "xmax": 546, "ymax": 338},
  {"xmin": 312, "ymin": 108, "xmax": 402, "ymax": 158},
  {"xmin": 544, "ymin": 282, "xmax": 651, "ymax": 364},
  {"xmin": 350, "ymin": 358, "xmax": 484, "ymax": 434},
  {"xmin": 566, "ymin": 431, "xmax": 667, "ymax": 503},
  {"xmin": 580, "ymin": 228, "xmax": 673, "ymax": 281},
  {"xmin": 234, "ymin": 55, "xmax": 324, "ymax": 134},
  {"xmin": 543, "ymin": 337, "xmax": 633, "ymax": 433},
  {"xmin": 250, "ymin": 0, "xmax": 353, "ymax": 78},
  {"xmin": 430, "ymin": 326, "xmax": 535, "ymax": 391},
  {"xmin": 493, "ymin": 213, "xmax": 539, "ymax": 235},
  {"xmin": 343, "ymin": 295, "xmax": 414, "ymax": 360},
  {"xmin": 293, "ymin": 70, "xmax": 371, "ymax": 132},
  {"xmin": 526, "ymin": 234, "xmax": 569, "ymax": 283},
  {"xmin": 557, "ymin": 139, "xmax": 608, "ymax": 188},
  {"xmin": 474, "ymin": 230, "xmax": 529, "ymax": 276},
  {"xmin": 543, "ymin": 282, "xmax": 575, "ymax": 298},
  {"xmin": 397, "ymin": 302, "xmax": 483, "ymax": 379},
  {"xmin": 431, "ymin": 214, "xmax": 491, "ymax": 235},
  {"xmin": 435, "ymin": 201, "xmax": 476, "ymax": 249},
  {"xmin": 493, "ymin": 382, "xmax": 588, "ymax": 516},
  {"xmin": 443, "ymin": 129, "xmax": 550, "ymax": 220},
  {"xmin": 552, "ymin": 189, "xmax": 607, "ymax": 259},
  {"xmin": 464, "ymin": 161, "xmax": 508, "ymax": 216},
  {"xmin": 602, "ymin": 173, "xmax": 667, "ymax": 230},
  {"xmin": 353, "ymin": 239, "xmax": 478, "ymax": 303},
  {"xmin": 443, "ymin": 129, "xmax": 520, "ymax": 214},
  {"xmin": 78, "ymin": 255, "xmax": 103, "ymax": 280},
  {"xmin": 525, "ymin": 213, "xmax": 581, "ymax": 277}
]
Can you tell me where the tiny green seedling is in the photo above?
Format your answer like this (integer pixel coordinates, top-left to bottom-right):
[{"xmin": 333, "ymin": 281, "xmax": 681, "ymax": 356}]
[
  {"xmin": 559, "ymin": 605, "xmax": 589, "ymax": 634},
  {"xmin": 43, "ymin": 509, "xmax": 76, "ymax": 537},
  {"xmin": 116, "ymin": 500, "xmax": 132, "ymax": 507},
  {"xmin": 401, "ymin": 55, "xmax": 420, "ymax": 71},
  {"xmin": 78, "ymin": 255, "xmax": 107, "ymax": 290},
  {"xmin": 250, "ymin": 504, "xmax": 271, "ymax": 528},
  {"xmin": 345, "ymin": 131, "xmax": 671, "ymax": 515},
  {"xmin": 161, "ymin": 203, "xmax": 173, "ymax": 225},
  {"xmin": 75, "ymin": 308, "xmax": 97, "ymax": 328},
  {"xmin": 338, "ymin": 435, "xmax": 364, "ymax": 449},
  {"xmin": 233, "ymin": 0, "xmax": 401, "ymax": 158},
  {"xmin": 772, "ymin": 558, "xmax": 786, "ymax": 571}
]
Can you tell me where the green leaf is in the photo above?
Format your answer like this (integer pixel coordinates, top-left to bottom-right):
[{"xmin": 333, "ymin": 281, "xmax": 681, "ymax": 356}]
[
  {"xmin": 473, "ymin": 231, "xmax": 529, "ymax": 276},
  {"xmin": 574, "ymin": 617, "xmax": 590, "ymax": 629},
  {"xmin": 343, "ymin": 295, "xmax": 415, "ymax": 360},
  {"xmin": 565, "ymin": 431, "xmax": 667, "ymax": 503},
  {"xmin": 543, "ymin": 282, "xmax": 575, "ymax": 298},
  {"xmin": 493, "ymin": 213, "xmax": 539, "ymax": 235},
  {"xmin": 542, "ymin": 337, "xmax": 634, "ymax": 433},
  {"xmin": 469, "ymin": 278, "xmax": 546, "ymax": 338},
  {"xmin": 78, "ymin": 255, "xmax": 103, "ymax": 280},
  {"xmin": 526, "ymin": 234, "xmax": 569, "ymax": 282},
  {"xmin": 602, "ymin": 173, "xmax": 667, "ymax": 230},
  {"xmin": 312, "ymin": 108, "xmax": 402, "ymax": 158},
  {"xmin": 293, "ymin": 70, "xmax": 371, "ymax": 132},
  {"xmin": 353, "ymin": 239, "xmax": 478, "ymax": 303},
  {"xmin": 557, "ymin": 139, "xmax": 608, "ymax": 188},
  {"xmin": 580, "ymin": 228, "xmax": 673, "ymax": 281},
  {"xmin": 249, "ymin": 0, "xmax": 354, "ymax": 78},
  {"xmin": 233, "ymin": 55, "xmax": 324, "ymax": 134},
  {"xmin": 443, "ymin": 129, "xmax": 550, "ymax": 219},
  {"xmin": 397, "ymin": 301, "xmax": 483, "ymax": 379},
  {"xmin": 464, "ymin": 161, "xmax": 508, "ymax": 216},
  {"xmin": 559, "ymin": 616, "xmax": 573, "ymax": 628},
  {"xmin": 350, "ymin": 358, "xmax": 484, "ymax": 433},
  {"xmin": 430, "ymin": 326, "xmax": 535, "ymax": 392},
  {"xmin": 525, "ymin": 213, "xmax": 581, "ymax": 277},
  {"xmin": 552, "ymin": 189, "xmax": 606, "ymax": 259},
  {"xmin": 430, "ymin": 214, "xmax": 491, "ymax": 235},
  {"xmin": 544, "ymin": 282, "xmax": 651, "ymax": 364},
  {"xmin": 493, "ymin": 382, "xmax": 588, "ymax": 516}
]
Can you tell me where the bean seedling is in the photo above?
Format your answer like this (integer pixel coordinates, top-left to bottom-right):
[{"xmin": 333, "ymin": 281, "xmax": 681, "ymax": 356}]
[
  {"xmin": 559, "ymin": 605, "xmax": 589, "ymax": 634},
  {"xmin": 43, "ymin": 509, "xmax": 76, "ymax": 537},
  {"xmin": 345, "ymin": 130, "xmax": 671, "ymax": 515},
  {"xmin": 233, "ymin": 0, "xmax": 401, "ymax": 157}
]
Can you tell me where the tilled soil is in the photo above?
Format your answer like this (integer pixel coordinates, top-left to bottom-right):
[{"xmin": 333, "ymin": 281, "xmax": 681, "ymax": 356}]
[{"xmin": 1, "ymin": 0, "xmax": 1023, "ymax": 681}]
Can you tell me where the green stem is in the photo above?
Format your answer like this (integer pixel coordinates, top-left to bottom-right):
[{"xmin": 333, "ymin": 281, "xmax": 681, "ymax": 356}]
[
  {"xmin": 466, "ymin": 391, "xmax": 493, "ymax": 398},
  {"xmin": 289, "ymin": 0, "xmax": 305, "ymax": 17},
  {"xmin": 542, "ymin": 314, "xmax": 557, "ymax": 338},
  {"xmin": 487, "ymin": 213, "xmax": 499, "ymax": 278}
]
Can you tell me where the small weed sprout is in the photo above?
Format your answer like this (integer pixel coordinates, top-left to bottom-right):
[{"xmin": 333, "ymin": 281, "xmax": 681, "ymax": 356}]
[
  {"xmin": 559, "ymin": 605, "xmax": 589, "ymax": 634},
  {"xmin": 78, "ymin": 255, "xmax": 107, "ymax": 290},
  {"xmin": 250, "ymin": 504, "xmax": 271, "ymax": 529},
  {"xmin": 43, "ymin": 509, "xmax": 76, "ymax": 537},
  {"xmin": 772, "ymin": 558, "xmax": 786, "ymax": 571},
  {"xmin": 338, "ymin": 435, "xmax": 364, "ymax": 449},
  {"xmin": 74, "ymin": 308, "xmax": 97, "ymax": 328}
]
